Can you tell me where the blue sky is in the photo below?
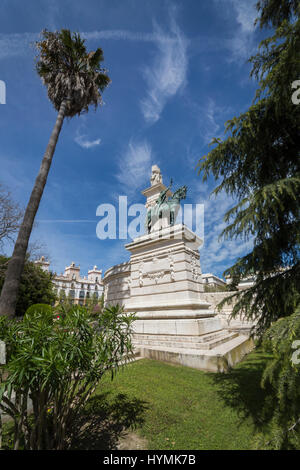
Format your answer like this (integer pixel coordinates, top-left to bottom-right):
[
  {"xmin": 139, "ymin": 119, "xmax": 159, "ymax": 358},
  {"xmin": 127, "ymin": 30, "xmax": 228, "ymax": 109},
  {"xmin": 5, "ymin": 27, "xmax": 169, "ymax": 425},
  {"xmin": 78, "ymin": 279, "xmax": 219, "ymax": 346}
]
[{"xmin": 0, "ymin": 0, "xmax": 267, "ymax": 279}]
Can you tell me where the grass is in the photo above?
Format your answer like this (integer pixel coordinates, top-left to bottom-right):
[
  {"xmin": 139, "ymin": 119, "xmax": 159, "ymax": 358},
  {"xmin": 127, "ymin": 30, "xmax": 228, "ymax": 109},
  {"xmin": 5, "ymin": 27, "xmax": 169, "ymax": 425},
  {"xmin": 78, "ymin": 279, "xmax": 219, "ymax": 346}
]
[
  {"xmin": 80, "ymin": 348, "xmax": 274, "ymax": 450},
  {"xmin": 1, "ymin": 349, "xmax": 276, "ymax": 450}
]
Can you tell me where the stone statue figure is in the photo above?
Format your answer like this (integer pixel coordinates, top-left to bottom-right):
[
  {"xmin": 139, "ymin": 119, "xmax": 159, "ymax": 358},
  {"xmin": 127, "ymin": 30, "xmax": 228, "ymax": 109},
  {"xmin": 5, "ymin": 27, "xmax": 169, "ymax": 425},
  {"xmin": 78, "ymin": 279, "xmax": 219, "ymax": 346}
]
[
  {"xmin": 145, "ymin": 179, "xmax": 172, "ymax": 234},
  {"xmin": 150, "ymin": 165, "xmax": 162, "ymax": 186},
  {"xmin": 160, "ymin": 185, "xmax": 187, "ymax": 226},
  {"xmin": 156, "ymin": 178, "xmax": 173, "ymax": 206},
  {"xmin": 145, "ymin": 180, "xmax": 187, "ymax": 234}
]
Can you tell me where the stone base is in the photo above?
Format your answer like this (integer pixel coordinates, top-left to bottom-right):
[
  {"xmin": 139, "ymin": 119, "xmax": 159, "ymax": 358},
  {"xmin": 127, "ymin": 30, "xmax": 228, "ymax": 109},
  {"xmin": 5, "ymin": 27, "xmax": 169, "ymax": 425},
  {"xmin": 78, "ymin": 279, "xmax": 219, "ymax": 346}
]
[
  {"xmin": 130, "ymin": 301, "xmax": 255, "ymax": 372},
  {"xmin": 133, "ymin": 317, "xmax": 222, "ymax": 336},
  {"xmin": 134, "ymin": 334, "xmax": 254, "ymax": 373}
]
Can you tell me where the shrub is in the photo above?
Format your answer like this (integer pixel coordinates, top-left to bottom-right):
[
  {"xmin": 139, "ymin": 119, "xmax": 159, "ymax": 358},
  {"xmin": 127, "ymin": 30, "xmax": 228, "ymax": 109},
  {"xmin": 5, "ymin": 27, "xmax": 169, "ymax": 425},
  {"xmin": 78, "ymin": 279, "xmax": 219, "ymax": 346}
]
[
  {"xmin": 0, "ymin": 303, "xmax": 135, "ymax": 449},
  {"xmin": 255, "ymin": 304, "xmax": 300, "ymax": 449},
  {"xmin": 0, "ymin": 256, "xmax": 56, "ymax": 316},
  {"xmin": 25, "ymin": 303, "xmax": 53, "ymax": 317}
]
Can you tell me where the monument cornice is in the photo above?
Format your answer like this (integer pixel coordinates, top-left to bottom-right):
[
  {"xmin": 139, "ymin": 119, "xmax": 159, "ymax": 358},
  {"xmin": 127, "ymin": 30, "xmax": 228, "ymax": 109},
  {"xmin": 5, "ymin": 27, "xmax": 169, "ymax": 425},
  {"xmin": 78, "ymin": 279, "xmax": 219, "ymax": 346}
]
[
  {"xmin": 141, "ymin": 182, "xmax": 172, "ymax": 199},
  {"xmin": 125, "ymin": 223, "xmax": 203, "ymax": 253}
]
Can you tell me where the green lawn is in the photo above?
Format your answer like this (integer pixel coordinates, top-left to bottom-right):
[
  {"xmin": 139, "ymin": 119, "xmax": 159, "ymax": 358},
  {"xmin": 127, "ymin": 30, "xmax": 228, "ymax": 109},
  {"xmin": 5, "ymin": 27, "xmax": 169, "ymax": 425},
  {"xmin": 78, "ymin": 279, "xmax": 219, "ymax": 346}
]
[
  {"xmin": 2, "ymin": 349, "xmax": 275, "ymax": 450},
  {"xmin": 74, "ymin": 349, "xmax": 274, "ymax": 450}
]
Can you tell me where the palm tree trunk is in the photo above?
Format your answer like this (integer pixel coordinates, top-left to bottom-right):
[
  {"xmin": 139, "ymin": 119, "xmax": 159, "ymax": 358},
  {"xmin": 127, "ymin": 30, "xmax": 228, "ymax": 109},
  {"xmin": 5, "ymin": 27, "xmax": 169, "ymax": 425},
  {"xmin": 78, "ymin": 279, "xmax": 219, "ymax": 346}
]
[{"xmin": 0, "ymin": 100, "xmax": 67, "ymax": 317}]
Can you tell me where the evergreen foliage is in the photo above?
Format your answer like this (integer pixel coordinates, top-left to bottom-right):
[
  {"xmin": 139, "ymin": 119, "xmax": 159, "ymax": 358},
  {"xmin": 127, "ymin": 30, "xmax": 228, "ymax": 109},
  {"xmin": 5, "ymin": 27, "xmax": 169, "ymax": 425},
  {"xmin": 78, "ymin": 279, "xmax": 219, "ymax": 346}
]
[
  {"xmin": 0, "ymin": 256, "xmax": 56, "ymax": 316},
  {"xmin": 197, "ymin": 0, "xmax": 300, "ymax": 448},
  {"xmin": 256, "ymin": 304, "xmax": 300, "ymax": 449},
  {"xmin": 197, "ymin": 2, "xmax": 300, "ymax": 337},
  {"xmin": 255, "ymin": 0, "xmax": 299, "ymax": 28}
]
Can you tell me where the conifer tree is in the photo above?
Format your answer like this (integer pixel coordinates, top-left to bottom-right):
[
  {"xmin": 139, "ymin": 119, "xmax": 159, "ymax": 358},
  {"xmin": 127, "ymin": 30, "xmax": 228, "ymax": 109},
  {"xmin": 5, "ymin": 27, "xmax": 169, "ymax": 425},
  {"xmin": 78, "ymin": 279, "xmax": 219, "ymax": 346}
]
[
  {"xmin": 197, "ymin": 0, "xmax": 300, "ymax": 448},
  {"xmin": 197, "ymin": 1, "xmax": 300, "ymax": 337}
]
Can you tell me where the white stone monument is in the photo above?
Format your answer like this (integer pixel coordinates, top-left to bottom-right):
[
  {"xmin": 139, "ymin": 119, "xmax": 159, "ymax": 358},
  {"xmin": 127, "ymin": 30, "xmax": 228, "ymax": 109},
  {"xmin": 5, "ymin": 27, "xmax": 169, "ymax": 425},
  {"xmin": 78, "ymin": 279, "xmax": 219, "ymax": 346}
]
[{"xmin": 104, "ymin": 166, "xmax": 254, "ymax": 372}]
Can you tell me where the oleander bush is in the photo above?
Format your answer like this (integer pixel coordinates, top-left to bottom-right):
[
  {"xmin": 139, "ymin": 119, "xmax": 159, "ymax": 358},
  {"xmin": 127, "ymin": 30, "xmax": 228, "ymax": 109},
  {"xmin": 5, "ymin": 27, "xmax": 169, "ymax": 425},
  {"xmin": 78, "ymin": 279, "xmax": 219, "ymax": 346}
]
[{"xmin": 0, "ymin": 303, "xmax": 135, "ymax": 449}]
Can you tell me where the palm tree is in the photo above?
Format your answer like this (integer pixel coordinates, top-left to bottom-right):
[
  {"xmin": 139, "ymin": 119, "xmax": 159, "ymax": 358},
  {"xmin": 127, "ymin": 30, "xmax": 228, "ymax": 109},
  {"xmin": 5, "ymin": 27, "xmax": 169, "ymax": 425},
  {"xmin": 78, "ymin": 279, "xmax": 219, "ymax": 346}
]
[{"xmin": 0, "ymin": 29, "xmax": 110, "ymax": 317}]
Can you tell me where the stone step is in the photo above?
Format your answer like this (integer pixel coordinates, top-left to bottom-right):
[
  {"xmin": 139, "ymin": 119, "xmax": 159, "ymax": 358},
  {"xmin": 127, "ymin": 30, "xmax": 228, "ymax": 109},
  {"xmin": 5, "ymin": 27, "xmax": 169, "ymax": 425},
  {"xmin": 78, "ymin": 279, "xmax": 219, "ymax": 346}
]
[
  {"xmin": 132, "ymin": 329, "xmax": 230, "ymax": 344},
  {"xmin": 134, "ymin": 334, "xmax": 255, "ymax": 372},
  {"xmin": 132, "ymin": 331, "xmax": 239, "ymax": 351}
]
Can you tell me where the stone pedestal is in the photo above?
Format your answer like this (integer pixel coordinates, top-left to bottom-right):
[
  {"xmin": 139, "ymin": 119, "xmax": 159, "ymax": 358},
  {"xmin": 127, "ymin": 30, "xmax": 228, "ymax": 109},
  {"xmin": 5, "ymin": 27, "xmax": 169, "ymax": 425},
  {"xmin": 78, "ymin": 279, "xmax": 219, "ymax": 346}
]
[
  {"xmin": 124, "ymin": 223, "xmax": 254, "ymax": 372},
  {"xmin": 125, "ymin": 224, "xmax": 214, "ymax": 331}
]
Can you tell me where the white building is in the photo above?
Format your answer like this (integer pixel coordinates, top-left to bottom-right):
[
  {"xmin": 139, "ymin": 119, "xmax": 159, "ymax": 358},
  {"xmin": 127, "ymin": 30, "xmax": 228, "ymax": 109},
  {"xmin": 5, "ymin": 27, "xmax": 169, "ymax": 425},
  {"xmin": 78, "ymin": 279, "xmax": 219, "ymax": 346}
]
[
  {"xmin": 35, "ymin": 257, "xmax": 103, "ymax": 305},
  {"xmin": 225, "ymin": 268, "xmax": 288, "ymax": 290},
  {"xmin": 202, "ymin": 273, "xmax": 227, "ymax": 290},
  {"xmin": 225, "ymin": 274, "xmax": 256, "ymax": 290}
]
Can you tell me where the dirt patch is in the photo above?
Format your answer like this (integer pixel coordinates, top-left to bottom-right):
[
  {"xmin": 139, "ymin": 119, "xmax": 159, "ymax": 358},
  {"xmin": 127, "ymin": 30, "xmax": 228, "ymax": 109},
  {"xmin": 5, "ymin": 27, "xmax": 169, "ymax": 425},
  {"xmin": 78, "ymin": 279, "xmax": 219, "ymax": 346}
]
[{"xmin": 117, "ymin": 431, "xmax": 148, "ymax": 450}]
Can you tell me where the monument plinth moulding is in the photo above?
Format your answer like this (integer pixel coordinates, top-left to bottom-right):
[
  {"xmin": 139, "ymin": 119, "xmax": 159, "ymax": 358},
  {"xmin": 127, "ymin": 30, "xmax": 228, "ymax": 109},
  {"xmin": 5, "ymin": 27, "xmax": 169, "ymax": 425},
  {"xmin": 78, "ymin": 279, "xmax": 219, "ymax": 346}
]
[{"xmin": 103, "ymin": 165, "xmax": 254, "ymax": 372}]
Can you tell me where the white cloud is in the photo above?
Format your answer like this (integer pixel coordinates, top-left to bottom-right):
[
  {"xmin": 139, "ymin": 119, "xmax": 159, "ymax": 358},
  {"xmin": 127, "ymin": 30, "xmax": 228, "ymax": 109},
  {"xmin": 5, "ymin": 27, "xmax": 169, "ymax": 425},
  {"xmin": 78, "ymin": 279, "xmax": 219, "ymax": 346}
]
[
  {"xmin": 214, "ymin": 0, "xmax": 258, "ymax": 62},
  {"xmin": 74, "ymin": 133, "xmax": 101, "ymax": 149},
  {"xmin": 37, "ymin": 219, "xmax": 96, "ymax": 223},
  {"xmin": 232, "ymin": 0, "xmax": 257, "ymax": 33},
  {"xmin": 0, "ymin": 28, "xmax": 173, "ymax": 61},
  {"xmin": 228, "ymin": 0, "xmax": 258, "ymax": 62},
  {"xmin": 82, "ymin": 30, "xmax": 164, "ymax": 43},
  {"xmin": 185, "ymin": 96, "xmax": 232, "ymax": 146},
  {"xmin": 202, "ymin": 98, "xmax": 223, "ymax": 144},
  {"xmin": 116, "ymin": 139, "xmax": 153, "ymax": 196},
  {"xmin": 140, "ymin": 12, "xmax": 188, "ymax": 124},
  {"xmin": 0, "ymin": 32, "xmax": 39, "ymax": 60}
]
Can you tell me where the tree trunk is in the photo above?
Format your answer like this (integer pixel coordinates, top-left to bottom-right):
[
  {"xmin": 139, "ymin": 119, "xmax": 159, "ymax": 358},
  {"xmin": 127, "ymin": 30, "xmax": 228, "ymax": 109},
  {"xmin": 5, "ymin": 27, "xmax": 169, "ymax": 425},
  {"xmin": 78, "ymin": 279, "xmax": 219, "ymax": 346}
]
[{"xmin": 0, "ymin": 100, "xmax": 67, "ymax": 317}]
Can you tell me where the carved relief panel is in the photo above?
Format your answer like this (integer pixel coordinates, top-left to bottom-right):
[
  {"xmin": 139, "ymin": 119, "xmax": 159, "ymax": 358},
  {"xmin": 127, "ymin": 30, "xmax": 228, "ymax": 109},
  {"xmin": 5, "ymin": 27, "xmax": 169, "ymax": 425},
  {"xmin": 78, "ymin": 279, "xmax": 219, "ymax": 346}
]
[{"xmin": 138, "ymin": 250, "xmax": 175, "ymax": 286}]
